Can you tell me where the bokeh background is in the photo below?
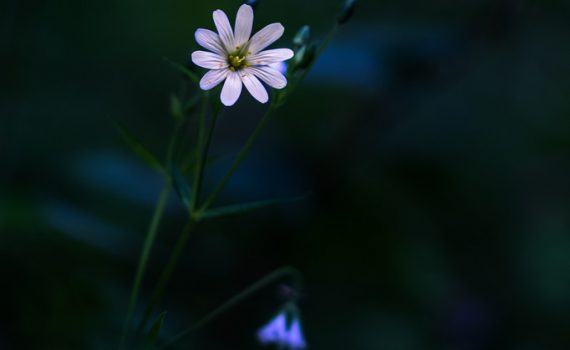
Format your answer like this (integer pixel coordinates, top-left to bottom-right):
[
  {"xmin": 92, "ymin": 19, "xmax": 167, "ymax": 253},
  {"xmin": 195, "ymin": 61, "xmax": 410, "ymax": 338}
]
[{"xmin": 2, "ymin": 0, "xmax": 570, "ymax": 349}]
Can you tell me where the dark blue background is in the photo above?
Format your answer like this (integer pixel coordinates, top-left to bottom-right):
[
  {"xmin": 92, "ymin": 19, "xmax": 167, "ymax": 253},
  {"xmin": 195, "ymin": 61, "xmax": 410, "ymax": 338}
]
[{"xmin": 2, "ymin": 0, "xmax": 570, "ymax": 349}]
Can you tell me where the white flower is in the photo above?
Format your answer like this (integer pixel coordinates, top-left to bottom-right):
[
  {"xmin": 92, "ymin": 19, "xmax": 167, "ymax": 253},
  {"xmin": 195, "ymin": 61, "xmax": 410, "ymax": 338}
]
[
  {"xmin": 257, "ymin": 312, "xmax": 307, "ymax": 349},
  {"xmin": 191, "ymin": 4, "xmax": 294, "ymax": 106}
]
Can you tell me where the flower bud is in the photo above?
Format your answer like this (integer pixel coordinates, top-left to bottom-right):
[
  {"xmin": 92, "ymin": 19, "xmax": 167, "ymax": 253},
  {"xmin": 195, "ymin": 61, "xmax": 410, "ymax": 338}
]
[
  {"xmin": 293, "ymin": 25, "xmax": 310, "ymax": 47},
  {"xmin": 246, "ymin": 0, "xmax": 260, "ymax": 10},
  {"xmin": 292, "ymin": 43, "xmax": 316, "ymax": 71},
  {"xmin": 337, "ymin": 0, "xmax": 357, "ymax": 25}
]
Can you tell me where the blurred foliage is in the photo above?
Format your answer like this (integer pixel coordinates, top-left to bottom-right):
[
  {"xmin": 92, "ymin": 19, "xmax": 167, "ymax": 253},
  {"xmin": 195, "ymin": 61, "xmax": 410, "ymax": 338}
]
[{"xmin": 2, "ymin": 0, "xmax": 570, "ymax": 349}]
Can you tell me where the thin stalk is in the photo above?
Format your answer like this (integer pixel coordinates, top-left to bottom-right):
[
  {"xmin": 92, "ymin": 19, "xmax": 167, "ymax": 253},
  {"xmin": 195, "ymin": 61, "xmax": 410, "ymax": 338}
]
[
  {"xmin": 190, "ymin": 95, "xmax": 209, "ymax": 212},
  {"xmin": 137, "ymin": 219, "xmax": 197, "ymax": 332},
  {"xmin": 159, "ymin": 266, "xmax": 303, "ymax": 349},
  {"xmin": 139, "ymin": 94, "xmax": 218, "ymax": 332},
  {"xmin": 192, "ymin": 98, "xmax": 221, "ymax": 214},
  {"xmin": 119, "ymin": 122, "xmax": 182, "ymax": 350},
  {"xmin": 200, "ymin": 104, "xmax": 277, "ymax": 212}
]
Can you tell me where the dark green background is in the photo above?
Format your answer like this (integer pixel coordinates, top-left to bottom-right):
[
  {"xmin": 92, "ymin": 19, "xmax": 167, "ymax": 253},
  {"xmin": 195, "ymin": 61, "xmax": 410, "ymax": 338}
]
[{"xmin": 2, "ymin": 0, "xmax": 570, "ymax": 349}]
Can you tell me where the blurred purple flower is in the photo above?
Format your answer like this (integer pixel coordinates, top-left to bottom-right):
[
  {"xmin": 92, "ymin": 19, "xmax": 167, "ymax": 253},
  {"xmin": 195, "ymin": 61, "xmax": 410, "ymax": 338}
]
[{"xmin": 257, "ymin": 312, "xmax": 307, "ymax": 349}]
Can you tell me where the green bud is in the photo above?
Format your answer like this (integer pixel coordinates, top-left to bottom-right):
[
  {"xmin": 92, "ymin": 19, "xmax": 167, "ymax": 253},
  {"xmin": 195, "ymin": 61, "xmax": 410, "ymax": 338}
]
[
  {"xmin": 293, "ymin": 25, "xmax": 310, "ymax": 47},
  {"xmin": 337, "ymin": 0, "xmax": 357, "ymax": 25},
  {"xmin": 292, "ymin": 43, "xmax": 317, "ymax": 71}
]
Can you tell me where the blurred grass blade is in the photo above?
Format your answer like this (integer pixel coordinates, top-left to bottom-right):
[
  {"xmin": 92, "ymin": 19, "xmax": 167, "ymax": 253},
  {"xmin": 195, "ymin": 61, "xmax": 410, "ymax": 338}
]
[
  {"xmin": 114, "ymin": 122, "xmax": 165, "ymax": 174},
  {"xmin": 201, "ymin": 194, "xmax": 308, "ymax": 220},
  {"xmin": 184, "ymin": 94, "xmax": 202, "ymax": 114},
  {"xmin": 163, "ymin": 57, "xmax": 199, "ymax": 83},
  {"xmin": 145, "ymin": 311, "xmax": 167, "ymax": 349},
  {"xmin": 170, "ymin": 94, "xmax": 184, "ymax": 123},
  {"xmin": 171, "ymin": 166, "xmax": 192, "ymax": 212}
]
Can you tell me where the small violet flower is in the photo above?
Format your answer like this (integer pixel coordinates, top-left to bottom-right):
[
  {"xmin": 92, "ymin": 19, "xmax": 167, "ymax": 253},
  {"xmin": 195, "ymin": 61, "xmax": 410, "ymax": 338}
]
[
  {"xmin": 191, "ymin": 4, "xmax": 294, "ymax": 106},
  {"xmin": 257, "ymin": 312, "xmax": 307, "ymax": 349}
]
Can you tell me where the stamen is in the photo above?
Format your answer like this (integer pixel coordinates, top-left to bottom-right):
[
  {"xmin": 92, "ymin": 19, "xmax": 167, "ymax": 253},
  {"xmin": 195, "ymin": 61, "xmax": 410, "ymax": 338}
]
[{"xmin": 228, "ymin": 54, "xmax": 248, "ymax": 70}]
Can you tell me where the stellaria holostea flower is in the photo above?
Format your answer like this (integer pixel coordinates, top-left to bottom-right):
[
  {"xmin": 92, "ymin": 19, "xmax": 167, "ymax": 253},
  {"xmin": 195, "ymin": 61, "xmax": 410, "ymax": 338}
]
[
  {"xmin": 257, "ymin": 311, "xmax": 307, "ymax": 349},
  {"xmin": 191, "ymin": 4, "xmax": 294, "ymax": 106}
]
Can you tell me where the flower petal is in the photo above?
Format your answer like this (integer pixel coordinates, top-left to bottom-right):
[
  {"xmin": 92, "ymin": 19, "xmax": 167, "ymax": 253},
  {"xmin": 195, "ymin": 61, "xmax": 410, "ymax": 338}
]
[
  {"xmin": 234, "ymin": 4, "xmax": 254, "ymax": 49},
  {"xmin": 287, "ymin": 320, "xmax": 307, "ymax": 349},
  {"xmin": 270, "ymin": 61, "xmax": 288, "ymax": 75},
  {"xmin": 247, "ymin": 23, "xmax": 284, "ymax": 54},
  {"xmin": 247, "ymin": 66, "xmax": 288, "ymax": 89},
  {"xmin": 199, "ymin": 69, "xmax": 229, "ymax": 90},
  {"xmin": 248, "ymin": 48, "xmax": 294, "ymax": 66},
  {"xmin": 213, "ymin": 9, "xmax": 235, "ymax": 52},
  {"xmin": 191, "ymin": 51, "xmax": 228, "ymax": 69},
  {"xmin": 195, "ymin": 28, "xmax": 225, "ymax": 56},
  {"xmin": 241, "ymin": 72, "xmax": 268, "ymax": 104},
  {"xmin": 257, "ymin": 313, "xmax": 288, "ymax": 344},
  {"xmin": 220, "ymin": 71, "xmax": 243, "ymax": 106}
]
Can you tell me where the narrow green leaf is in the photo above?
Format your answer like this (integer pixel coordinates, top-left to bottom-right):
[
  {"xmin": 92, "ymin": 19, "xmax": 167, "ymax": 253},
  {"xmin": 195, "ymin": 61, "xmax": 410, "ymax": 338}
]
[
  {"xmin": 171, "ymin": 166, "xmax": 192, "ymax": 212},
  {"xmin": 145, "ymin": 311, "xmax": 167, "ymax": 348},
  {"xmin": 163, "ymin": 57, "xmax": 200, "ymax": 83},
  {"xmin": 201, "ymin": 194, "xmax": 308, "ymax": 220},
  {"xmin": 114, "ymin": 122, "xmax": 165, "ymax": 174}
]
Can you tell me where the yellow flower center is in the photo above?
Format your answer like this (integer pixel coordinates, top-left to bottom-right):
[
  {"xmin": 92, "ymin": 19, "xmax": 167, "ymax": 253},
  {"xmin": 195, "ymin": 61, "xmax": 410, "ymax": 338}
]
[{"xmin": 228, "ymin": 54, "xmax": 247, "ymax": 71}]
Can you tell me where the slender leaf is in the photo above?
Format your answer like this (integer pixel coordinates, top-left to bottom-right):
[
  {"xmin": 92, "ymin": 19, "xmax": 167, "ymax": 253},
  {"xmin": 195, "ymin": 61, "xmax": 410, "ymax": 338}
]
[
  {"xmin": 145, "ymin": 312, "xmax": 167, "ymax": 349},
  {"xmin": 201, "ymin": 194, "xmax": 308, "ymax": 220},
  {"xmin": 171, "ymin": 166, "xmax": 192, "ymax": 212},
  {"xmin": 114, "ymin": 122, "xmax": 165, "ymax": 174},
  {"xmin": 163, "ymin": 57, "xmax": 200, "ymax": 83}
]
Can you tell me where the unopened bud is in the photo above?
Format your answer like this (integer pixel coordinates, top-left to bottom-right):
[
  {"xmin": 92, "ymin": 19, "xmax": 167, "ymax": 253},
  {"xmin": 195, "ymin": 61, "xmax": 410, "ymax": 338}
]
[
  {"xmin": 293, "ymin": 43, "xmax": 317, "ymax": 71},
  {"xmin": 337, "ymin": 0, "xmax": 357, "ymax": 25},
  {"xmin": 293, "ymin": 25, "xmax": 310, "ymax": 47},
  {"xmin": 246, "ymin": 0, "xmax": 260, "ymax": 10}
]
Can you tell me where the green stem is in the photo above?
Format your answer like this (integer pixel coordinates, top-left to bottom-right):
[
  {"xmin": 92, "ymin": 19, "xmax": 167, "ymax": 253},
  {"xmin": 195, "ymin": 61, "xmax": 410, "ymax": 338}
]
[
  {"xmin": 190, "ymin": 95, "xmax": 209, "ymax": 212},
  {"xmin": 192, "ymin": 97, "xmax": 220, "ymax": 214},
  {"xmin": 200, "ymin": 104, "xmax": 277, "ymax": 212},
  {"xmin": 120, "ymin": 122, "xmax": 182, "ymax": 350},
  {"xmin": 137, "ymin": 219, "xmax": 197, "ymax": 332},
  {"xmin": 159, "ymin": 266, "xmax": 303, "ymax": 349},
  {"xmin": 139, "ymin": 94, "xmax": 218, "ymax": 333},
  {"xmin": 119, "ymin": 184, "xmax": 171, "ymax": 350}
]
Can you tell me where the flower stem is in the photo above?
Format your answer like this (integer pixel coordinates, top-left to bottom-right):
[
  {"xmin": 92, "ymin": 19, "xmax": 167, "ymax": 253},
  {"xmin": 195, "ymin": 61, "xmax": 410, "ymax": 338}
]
[
  {"xmin": 119, "ymin": 121, "xmax": 183, "ymax": 350},
  {"xmin": 137, "ymin": 95, "xmax": 219, "ymax": 332},
  {"xmin": 190, "ymin": 95, "xmax": 209, "ymax": 212},
  {"xmin": 200, "ymin": 104, "xmax": 277, "ymax": 212},
  {"xmin": 119, "ymin": 183, "xmax": 171, "ymax": 350},
  {"xmin": 137, "ymin": 219, "xmax": 197, "ymax": 333},
  {"xmin": 192, "ymin": 96, "xmax": 220, "ymax": 214},
  {"xmin": 158, "ymin": 266, "xmax": 303, "ymax": 349}
]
